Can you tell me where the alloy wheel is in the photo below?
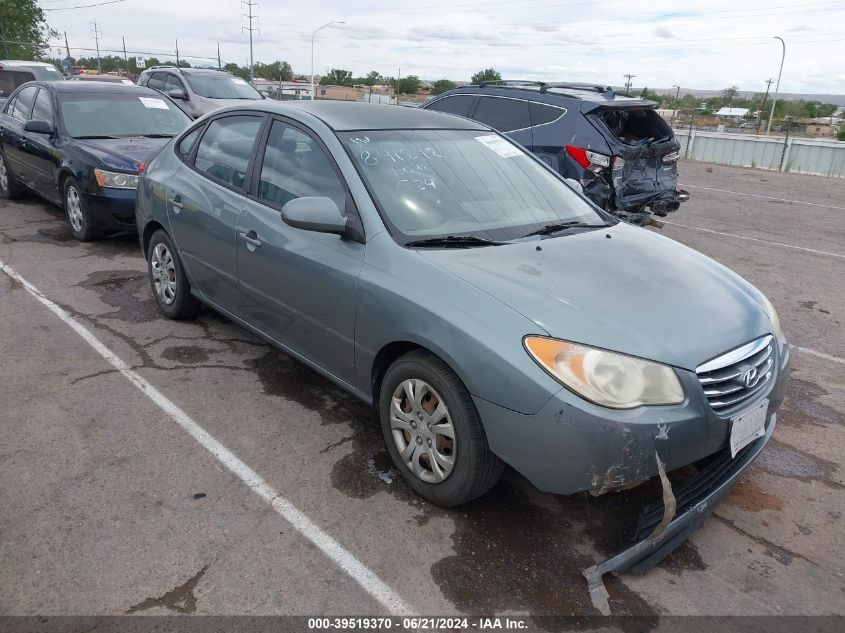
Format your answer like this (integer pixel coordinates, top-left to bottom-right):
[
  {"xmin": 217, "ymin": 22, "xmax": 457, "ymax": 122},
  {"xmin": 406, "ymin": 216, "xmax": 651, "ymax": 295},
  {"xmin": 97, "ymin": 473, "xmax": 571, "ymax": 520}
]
[
  {"xmin": 390, "ymin": 379, "xmax": 457, "ymax": 483},
  {"xmin": 150, "ymin": 242, "xmax": 178, "ymax": 305},
  {"xmin": 0, "ymin": 155, "xmax": 8, "ymax": 194},
  {"xmin": 66, "ymin": 186, "xmax": 84, "ymax": 232}
]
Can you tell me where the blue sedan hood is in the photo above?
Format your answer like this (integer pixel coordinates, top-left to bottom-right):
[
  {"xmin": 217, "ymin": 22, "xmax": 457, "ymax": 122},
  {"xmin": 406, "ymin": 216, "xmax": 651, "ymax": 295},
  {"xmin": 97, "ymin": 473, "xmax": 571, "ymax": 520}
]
[
  {"xmin": 419, "ymin": 222, "xmax": 773, "ymax": 371},
  {"xmin": 72, "ymin": 137, "xmax": 170, "ymax": 171}
]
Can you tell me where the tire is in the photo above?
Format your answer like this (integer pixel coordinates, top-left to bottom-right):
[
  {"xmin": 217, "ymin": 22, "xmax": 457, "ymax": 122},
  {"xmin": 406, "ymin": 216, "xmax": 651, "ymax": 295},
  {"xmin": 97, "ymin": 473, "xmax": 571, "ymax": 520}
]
[
  {"xmin": 379, "ymin": 350, "xmax": 503, "ymax": 506},
  {"xmin": 0, "ymin": 152, "xmax": 25, "ymax": 200},
  {"xmin": 63, "ymin": 176, "xmax": 102, "ymax": 241},
  {"xmin": 146, "ymin": 229, "xmax": 201, "ymax": 319}
]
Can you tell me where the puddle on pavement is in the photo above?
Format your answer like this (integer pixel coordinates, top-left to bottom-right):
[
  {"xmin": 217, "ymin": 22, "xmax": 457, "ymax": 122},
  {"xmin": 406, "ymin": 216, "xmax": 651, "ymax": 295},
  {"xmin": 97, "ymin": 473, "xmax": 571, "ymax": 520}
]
[
  {"xmin": 245, "ymin": 348, "xmax": 683, "ymax": 618},
  {"xmin": 780, "ymin": 377, "xmax": 842, "ymax": 428},
  {"xmin": 755, "ymin": 438, "xmax": 841, "ymax": 489},
  {"xmin": 78, "ymin": 270, "xmax": 160, "ymax": 323},
  {"xmin": 162, "ymin": 345, "xmax": 210, "ymax": 364},
  {"xmin": 1, "ymin": 225, "xmax": 76, "ymax": 246}
]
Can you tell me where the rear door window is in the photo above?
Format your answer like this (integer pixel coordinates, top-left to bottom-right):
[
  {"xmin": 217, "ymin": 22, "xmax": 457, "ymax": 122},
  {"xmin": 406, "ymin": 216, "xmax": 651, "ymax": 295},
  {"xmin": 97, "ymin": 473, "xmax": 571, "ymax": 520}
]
[
  {"xmin": 0, "ymin": 70, "xmax": 35, "ymax": 99},
  {"xmin": 529, "ymin": 102, "xmax": 565, "ymax": 127},
  {"xmin": 473, "ymin": 96, "xmax": 531, "ymax": 132},
  {"xmin": 164, "ymin": 74, "xmax": 186, "ymax": 94},
  {"xmin": 425, "ymin": 95, "xmax": 476, "ymax": 117},
  {"xmin": 11, "ymin": 86, "xmax": 37, "ymax": 121},
  {"xmin": 194, "ymin": 115, "xmax": 263, "ymax": 190}
]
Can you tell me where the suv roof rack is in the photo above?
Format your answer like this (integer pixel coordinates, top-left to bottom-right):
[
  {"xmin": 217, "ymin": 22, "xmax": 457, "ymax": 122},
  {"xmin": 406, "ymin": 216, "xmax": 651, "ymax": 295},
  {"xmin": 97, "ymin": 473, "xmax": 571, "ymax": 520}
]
[
  {"xmin": 477, "ymin": 79, "xmax": 548, "ymax": 88},
  {"xmin": 540, "ymin": 82, "xmax": 615, "ymax": 94},
  {"xmin": 474, "ymin": 79, "xmax": 618, "ymax": 97}
]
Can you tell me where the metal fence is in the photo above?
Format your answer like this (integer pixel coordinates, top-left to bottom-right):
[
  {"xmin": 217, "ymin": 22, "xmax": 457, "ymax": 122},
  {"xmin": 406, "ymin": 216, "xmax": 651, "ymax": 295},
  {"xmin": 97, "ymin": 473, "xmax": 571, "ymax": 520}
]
[{"xmin": 674, "ymin": 130, "xmax": 845, "ymax": 178}]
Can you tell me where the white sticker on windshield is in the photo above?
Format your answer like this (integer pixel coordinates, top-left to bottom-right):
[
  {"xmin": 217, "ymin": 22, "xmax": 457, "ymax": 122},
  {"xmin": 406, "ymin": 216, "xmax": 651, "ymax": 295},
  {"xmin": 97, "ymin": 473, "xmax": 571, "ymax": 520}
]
[
  {"xmin": 139, "ymin": 97, "xmax": 169, "ymax": 109},
  {"xmin": 232, "ymin": 77, "xmax": 248, "ymax": 85},
  {"xmin": 475, "ymin": 134, "xmax": 523, "ymax": 158}
]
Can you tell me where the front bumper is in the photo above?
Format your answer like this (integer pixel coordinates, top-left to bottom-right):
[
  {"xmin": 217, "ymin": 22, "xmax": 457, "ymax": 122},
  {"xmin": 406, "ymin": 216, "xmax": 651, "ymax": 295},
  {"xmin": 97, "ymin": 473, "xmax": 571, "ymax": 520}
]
[
  {"xmin": 474, "ymin": 344, "xmax": 789, "ymax": 496},
  {"xmin": 82, "ymin": 188, "xmax": 137, "ymax": 231}
]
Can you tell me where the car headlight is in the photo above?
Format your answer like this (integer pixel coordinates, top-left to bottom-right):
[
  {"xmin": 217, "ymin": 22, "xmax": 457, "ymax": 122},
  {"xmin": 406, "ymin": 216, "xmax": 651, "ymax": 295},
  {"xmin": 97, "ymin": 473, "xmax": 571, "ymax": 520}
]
[
  {"xmin": 760, "ymin": 295, "xmax": 784, "ymax": 342},
  {"xmin": 94, "ymin": 169, "xmax": 139, "ymax": 189},
  {"xmin": 524, "ymin": 337, "xmax": 684, "ymax": 409}
]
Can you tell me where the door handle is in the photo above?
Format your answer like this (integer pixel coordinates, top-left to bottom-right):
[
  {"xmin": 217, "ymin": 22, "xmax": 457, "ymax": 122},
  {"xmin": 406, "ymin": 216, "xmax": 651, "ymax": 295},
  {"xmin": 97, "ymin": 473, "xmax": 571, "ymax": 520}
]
[
  {"xmin": 239, "ymin": 230, "xmax": 261, "ymax": 248},
  {"xmin": 167, "ymin": 195, "xmax": 183, "ymax": 211}
]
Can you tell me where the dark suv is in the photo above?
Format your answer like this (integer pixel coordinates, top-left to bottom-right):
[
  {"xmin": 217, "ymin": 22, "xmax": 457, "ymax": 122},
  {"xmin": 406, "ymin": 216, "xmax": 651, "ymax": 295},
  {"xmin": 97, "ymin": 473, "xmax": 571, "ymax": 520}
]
[{"xmin": 423, "ymin": 81, "xmax": 688, "ymax": 224}]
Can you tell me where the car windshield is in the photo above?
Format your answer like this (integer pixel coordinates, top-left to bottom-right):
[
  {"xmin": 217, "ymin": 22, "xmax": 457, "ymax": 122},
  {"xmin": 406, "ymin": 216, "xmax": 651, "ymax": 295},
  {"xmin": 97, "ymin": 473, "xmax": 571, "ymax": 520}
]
[
  {"xmin": 58, "ymin": 92, "xmax": 191, "ymax": 138},
  {"xmin": 184, "ymin": 74, "xmax": 261, "ymax": 99},
  {"xmin": 30, "ymin": 65, "xmax": 64, "ymax": 81},
  {"xmin": 339, "ymin": 129, "xmax": 606, "ymax": 243}
]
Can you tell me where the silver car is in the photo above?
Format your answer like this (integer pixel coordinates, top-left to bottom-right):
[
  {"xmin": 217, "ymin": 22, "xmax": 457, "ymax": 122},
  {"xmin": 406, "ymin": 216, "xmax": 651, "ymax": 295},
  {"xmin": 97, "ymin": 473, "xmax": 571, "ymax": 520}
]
[
  {"xmin": 137, "ymin": 66, "xmax": 263, "ymax": 118},
  {"xmin": 135, "ymin": 101, "xmax": 789, "ymax": 571}
]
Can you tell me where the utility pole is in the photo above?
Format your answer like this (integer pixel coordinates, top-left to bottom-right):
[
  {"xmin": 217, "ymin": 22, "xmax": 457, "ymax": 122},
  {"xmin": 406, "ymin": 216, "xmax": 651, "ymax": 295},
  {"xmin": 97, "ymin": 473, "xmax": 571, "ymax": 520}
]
[
  {"xmin": 90, "ymin": 21, "xmax": 102, "ymax": 74},
  {"xmin": 64, "ymin": 32, "xmax": 71, "ymax": 61},
  {"xmin": 623, "ymin": 73, "xmax": 635, "ymax": 94},
  {"xmin": 766, "ymin": 36, "xmax": 785, "ymax": 135},
  {"xmin": 671, "ymin": 84, "xmax": 681, "ymax": 128},
  {"xmin": 396, "ymin": 67, "xmax": 401, "ymax": 105},
  {"xmin": 175, "ymin": 39, "xmax": 180, "ymax": 66},
  {"xmin": 122, "ymin": 36, "xmax": 127, "ymax": 63},
  {"xmin": 241, "ymin": 0, "xmax": 259, "ymax": 81},
  {"xmin": 757, "ymin": 78, "xmax": 773, "ymax": 135},
  {"xmin": 217, "ymin": 42, "xmax": 222, "ymax": 69}
]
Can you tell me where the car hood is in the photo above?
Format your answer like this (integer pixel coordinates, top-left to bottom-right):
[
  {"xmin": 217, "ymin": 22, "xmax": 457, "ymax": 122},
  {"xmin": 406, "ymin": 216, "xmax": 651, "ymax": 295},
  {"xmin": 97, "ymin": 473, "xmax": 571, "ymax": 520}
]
[
  {"xmin": 71, "ymin": 137, "xmax": 170, "ymax": 172},
  {"xmin": 418, "ymin": 222, "xmax": 773, "ymax": 371}
]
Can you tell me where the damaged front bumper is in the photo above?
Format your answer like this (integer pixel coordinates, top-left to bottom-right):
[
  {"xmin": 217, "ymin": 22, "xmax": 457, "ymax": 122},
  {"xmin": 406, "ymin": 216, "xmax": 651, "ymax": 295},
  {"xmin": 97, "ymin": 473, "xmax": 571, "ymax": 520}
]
[{"xmin": 582, "ymin": 416, "xmax": 776, "ymax": 613}]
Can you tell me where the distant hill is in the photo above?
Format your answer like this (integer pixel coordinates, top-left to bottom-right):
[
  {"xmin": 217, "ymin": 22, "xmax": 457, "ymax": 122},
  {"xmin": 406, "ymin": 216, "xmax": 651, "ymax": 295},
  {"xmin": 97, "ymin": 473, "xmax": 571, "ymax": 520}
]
[{"xmin": 647, "ymin": 87, "xmax": 845, "ymax": 106}]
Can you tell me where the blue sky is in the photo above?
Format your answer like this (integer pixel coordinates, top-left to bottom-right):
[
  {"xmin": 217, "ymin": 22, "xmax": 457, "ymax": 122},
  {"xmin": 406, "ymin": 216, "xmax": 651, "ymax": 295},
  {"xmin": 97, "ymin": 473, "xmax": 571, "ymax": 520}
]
[{"xmin": 41, "ymin": 0, "xmax": 845, "ymax": 94}]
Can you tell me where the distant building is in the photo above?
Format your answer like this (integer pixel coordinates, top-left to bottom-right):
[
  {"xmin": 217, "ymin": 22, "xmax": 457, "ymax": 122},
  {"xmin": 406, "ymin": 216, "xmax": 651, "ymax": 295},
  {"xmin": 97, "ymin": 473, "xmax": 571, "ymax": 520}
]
[
  {"xmin": 252, "ymin": 78, "xmax": 312, "ymax": 98},
  {"xmin": 315, "ymin": 85, "xmax": 359, "ymax": 101},
  {"xmin": 715, "ymin": 107, "xmax": 750, "ymax": 122}
]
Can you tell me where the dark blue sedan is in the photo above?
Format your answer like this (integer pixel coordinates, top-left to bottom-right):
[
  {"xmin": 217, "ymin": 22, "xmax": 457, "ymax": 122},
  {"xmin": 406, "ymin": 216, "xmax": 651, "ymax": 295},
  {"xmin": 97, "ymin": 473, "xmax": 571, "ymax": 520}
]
[{"xmin": 0, "ymin": 81, "xmax": 190, "ymax": 240}]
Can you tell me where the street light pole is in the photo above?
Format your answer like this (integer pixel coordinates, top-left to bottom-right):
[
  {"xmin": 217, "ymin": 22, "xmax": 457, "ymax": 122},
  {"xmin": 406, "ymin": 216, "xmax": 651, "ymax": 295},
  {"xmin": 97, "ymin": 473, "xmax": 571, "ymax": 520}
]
[
  {"xmin": 311, "ymin": 21, "xmax": 345, "ymax": 101},
  {"xmin": 670, "ymin": 84, "xmax": 680, "ymax": 128},
  {"xmin": 766, "ymin": 36, "xmax": 785, "ymax": 135}
]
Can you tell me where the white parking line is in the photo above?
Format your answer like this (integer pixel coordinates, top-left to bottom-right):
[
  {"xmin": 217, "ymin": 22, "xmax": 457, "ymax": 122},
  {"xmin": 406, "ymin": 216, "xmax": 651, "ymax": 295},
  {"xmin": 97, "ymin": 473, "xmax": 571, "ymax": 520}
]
[
  {"xmin": 679, "ymin": 184, "xmax": 845, "ymax": 212},
  {"xmin": 793, "ymin": 346, "xmax": 845, "ymax": 366},
  {"xmin": 662, "ymin": 221, "xmax": 845, "ymax": 260},
  {"xmin": 0, "ymin": 259, "xmax": 414, "ymax": 616}
]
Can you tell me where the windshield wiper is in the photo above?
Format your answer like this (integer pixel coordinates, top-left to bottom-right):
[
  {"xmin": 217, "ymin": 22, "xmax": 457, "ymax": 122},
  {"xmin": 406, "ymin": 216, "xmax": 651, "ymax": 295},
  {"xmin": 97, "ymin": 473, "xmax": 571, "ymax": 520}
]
[
  {"xmin": 140, "ymin": 133, "xmax": 175, "ymax": 138},
  {"xmin": 73, "ymin": 135, "xmax": 120, "ymax": 139},
  {"xmin": 405, "ymin": 235, "xmax": 506, "ymax": 248},
  {"xmin": 523, "ymin": 221, "xmax": 608, "ymax": 238}
]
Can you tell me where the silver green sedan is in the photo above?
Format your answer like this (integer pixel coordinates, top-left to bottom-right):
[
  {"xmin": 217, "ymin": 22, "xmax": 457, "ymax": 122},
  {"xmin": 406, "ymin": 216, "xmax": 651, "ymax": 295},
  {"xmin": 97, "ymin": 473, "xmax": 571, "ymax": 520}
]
[{"xmin": 136, "ymin": 101, "xmax": 789, "ymax": 570}]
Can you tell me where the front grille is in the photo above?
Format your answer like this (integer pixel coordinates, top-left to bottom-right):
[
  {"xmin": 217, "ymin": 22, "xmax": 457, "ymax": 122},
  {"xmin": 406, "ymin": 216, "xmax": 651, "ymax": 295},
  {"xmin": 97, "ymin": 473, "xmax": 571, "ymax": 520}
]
[{"xmin": 696, "ymin": 335, "xmax": 774, "ymax": 416}]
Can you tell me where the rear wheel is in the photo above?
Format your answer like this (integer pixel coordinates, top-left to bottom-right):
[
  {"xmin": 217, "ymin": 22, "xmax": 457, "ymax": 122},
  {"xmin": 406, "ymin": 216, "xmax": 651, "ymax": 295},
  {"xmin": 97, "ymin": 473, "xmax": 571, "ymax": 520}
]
[
  {"xmin": 0, "ymin": 153, "xmax": 25, "ymax": 200},
  {"xmin": 146, "ymin": 229, "xmax": 201, "ymax": 319},
  {"xmin": 63, "ymin": 176, "xmax": 102, "ymax": 241},
  {"xmin": 379, "ymin": 350, "xmax": 503, "ymax": 506}
]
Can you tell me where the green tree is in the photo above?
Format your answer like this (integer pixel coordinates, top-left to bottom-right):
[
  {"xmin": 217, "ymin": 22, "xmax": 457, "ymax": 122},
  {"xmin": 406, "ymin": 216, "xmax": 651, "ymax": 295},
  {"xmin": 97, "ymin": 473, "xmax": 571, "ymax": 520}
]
[
  {"xmin": 223, "ymin": 63, "xmax": 250, "ymax": 80},
  {"xmin": 470, "ymin": 68, "xmax": 501, "ymax": 84},
  {"xmin": 395, "ymin": 75, "xmax": 420, "ymax": 95},
  {"xmin": 639, "ymin": 87, "xmax": 661, "ymax": 102},
  {"xmin": 254, "ymin": 60, "xmax": 292, "ymax": 81},
  {"xmin": 320, "ymin": 68, "xmax": 353, "ymax": 87},
  {"xmin": 837, "ymin": 127, "xmax": 845, "ymax": 141},
  {"xmin": 0, "ymin": 0, "xmax": 55, "ymax": 60},
  {"xmin": 432, "ymin": 79, "xmax": 456, "ymax": 95}
]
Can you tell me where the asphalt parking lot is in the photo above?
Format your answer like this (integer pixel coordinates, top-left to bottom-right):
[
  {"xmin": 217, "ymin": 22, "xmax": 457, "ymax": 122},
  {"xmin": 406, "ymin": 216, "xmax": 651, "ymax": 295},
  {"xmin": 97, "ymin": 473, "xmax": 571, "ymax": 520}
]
[{"xmin": 1, "ymin": 160, "xmax": 843, "ymax": 620}]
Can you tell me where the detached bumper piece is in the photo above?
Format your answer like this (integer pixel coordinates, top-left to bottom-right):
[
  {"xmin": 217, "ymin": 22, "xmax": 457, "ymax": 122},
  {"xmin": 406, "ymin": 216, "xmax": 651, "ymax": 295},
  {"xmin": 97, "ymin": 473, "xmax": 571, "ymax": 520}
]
[{"xmin": 582, "ymin": 414, "xmax": 775, "ymax": 615}]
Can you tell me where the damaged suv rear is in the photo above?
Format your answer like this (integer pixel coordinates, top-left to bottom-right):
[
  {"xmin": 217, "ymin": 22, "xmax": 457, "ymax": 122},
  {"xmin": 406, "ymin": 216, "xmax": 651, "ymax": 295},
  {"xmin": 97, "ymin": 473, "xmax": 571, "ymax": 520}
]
[{"xmin": 423, "ymin": 81, "xmax": 689, "ymax": 225}]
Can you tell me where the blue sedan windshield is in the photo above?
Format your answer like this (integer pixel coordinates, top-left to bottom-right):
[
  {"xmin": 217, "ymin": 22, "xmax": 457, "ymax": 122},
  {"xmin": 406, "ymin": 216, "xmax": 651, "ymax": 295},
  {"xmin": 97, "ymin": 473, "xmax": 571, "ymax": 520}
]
[
  {"xmin": 340, "ymin": 129, "xmax": 605, "ymax": 242},
  {"xmin": 58, "ymin": 92, "xmax": 191, "ymax": 138}
]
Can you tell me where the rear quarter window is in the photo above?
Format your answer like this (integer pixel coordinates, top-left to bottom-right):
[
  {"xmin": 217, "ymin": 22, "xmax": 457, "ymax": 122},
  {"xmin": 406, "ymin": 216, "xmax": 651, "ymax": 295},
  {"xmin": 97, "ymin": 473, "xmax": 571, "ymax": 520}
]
[
  {"xmin": 529, "ymin": 102, "xmax": 566, "ymax": 126},
  {"xmin": 425, "ymin": 95, "xmax": 476, "ymax": 117},
  {"xmin": 473, "ymin": 96, "xmax": 531, "ymax": 132}
]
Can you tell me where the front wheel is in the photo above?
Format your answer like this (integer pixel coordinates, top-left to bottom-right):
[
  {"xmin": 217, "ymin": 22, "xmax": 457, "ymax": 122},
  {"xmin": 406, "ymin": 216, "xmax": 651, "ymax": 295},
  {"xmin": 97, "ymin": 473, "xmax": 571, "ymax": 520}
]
[
  {"xmin": 63, "ymin": 176, "xmax": 102, "ymax": 241},
  {"xmin": 379, "ymin": 350, "xmax": 503, "ymax": 506},
  {"xmin": 146, "ymin": 229, "xmax": 201, "ymax": 319}
]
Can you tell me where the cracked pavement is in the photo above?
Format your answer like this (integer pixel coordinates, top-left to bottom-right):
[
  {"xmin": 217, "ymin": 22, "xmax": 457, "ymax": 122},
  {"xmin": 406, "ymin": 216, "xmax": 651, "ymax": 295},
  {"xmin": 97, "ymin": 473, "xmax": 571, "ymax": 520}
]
[{"xmin": 0, "ymin": 160, "xmax": 843, "ymax": 619}]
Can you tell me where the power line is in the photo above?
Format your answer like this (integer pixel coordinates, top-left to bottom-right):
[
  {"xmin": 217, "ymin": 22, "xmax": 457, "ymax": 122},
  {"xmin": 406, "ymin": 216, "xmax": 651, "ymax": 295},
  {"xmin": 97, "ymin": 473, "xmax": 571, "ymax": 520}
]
[
  {"xmin": 241, "ymin": 0, "xmax": 259, "ymax": 81},
  {"xmin": 44, "ymin": 0, "xmax": 131, "ymax": 11}
]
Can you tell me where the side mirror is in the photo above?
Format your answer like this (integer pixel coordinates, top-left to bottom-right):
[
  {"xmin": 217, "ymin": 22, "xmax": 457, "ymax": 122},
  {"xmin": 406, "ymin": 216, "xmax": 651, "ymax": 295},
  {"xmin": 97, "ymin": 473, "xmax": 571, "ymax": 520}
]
[
  {"xmin": 281, "ymin": 197, "xmax": 347, "ymax": 235},
  {"xmin": 167, "ymin": 88, "xmax": 187, "ymax": 101},
  {"xmin": 24, "ymin": 120, "xmax": 53, "ymax": 135},
  {"xmin": 564, "ymin": 177, "xmax": 584, "ymax": 194}
]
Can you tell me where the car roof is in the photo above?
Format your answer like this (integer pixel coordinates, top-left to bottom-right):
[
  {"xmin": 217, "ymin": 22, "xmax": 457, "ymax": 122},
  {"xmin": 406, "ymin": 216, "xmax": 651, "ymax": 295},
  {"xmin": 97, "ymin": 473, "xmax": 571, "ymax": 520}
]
[
  {"xmin": 0, "ymin": 60, "xmax": 57, "ymax": 69},
  {"xmin": 41, "ymin": 81, "xmax": 158, "ymax": 95},
  {"xmin": 435, "ymin": 84, "xmax": 656, "ymax": 108},
  {"xmin": 236, "ymin": 100, "xmax": 490, "ymax": 131}
]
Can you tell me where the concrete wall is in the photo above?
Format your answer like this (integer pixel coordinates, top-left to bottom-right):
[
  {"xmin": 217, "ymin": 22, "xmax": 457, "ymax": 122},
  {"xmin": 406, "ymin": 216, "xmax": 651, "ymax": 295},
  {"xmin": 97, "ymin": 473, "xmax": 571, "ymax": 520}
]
[{"xmin": 674, "ymin": 130, "xmax": 845, "ymax": 178}]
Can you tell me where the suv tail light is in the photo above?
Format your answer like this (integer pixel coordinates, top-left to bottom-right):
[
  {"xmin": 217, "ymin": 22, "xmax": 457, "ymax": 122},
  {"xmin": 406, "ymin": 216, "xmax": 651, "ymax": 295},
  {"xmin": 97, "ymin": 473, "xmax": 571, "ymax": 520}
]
[{"xmin": 565, "ymin": 145, "xmax": 610, "ymax": 171}]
